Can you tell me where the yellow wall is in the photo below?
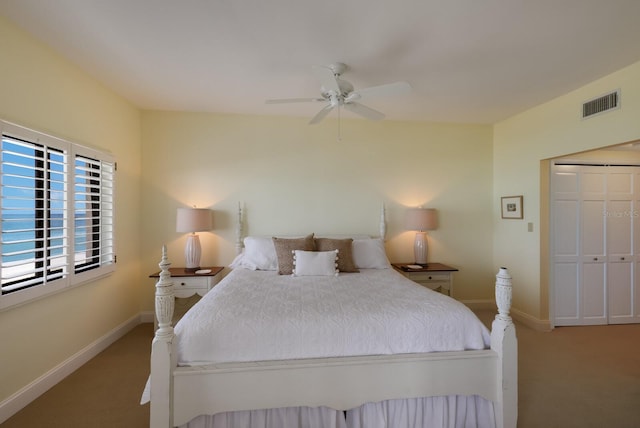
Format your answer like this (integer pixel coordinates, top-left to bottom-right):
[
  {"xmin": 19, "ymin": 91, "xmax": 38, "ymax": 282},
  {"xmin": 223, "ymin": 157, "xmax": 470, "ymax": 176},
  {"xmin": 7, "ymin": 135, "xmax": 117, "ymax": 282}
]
[
  {"xmin": 140, "ymin": 111, "xmax": 495, "ymax": 310},
  {"xmin": 0, "ymin": 16, "xmax": 142, "ymax": 402},
  {"xmin": 493, "ymin": 60, "xmax": 640, "ymax": 322}
]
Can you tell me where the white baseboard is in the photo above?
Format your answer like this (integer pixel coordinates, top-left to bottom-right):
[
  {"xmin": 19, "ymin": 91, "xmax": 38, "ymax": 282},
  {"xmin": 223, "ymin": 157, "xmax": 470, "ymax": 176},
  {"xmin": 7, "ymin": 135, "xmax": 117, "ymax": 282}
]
[
  {"xmin": 511, "ymin": 307, "xmax": 552, "ymax": 332},
  {"xmin": 462, "ymin": 299, "xmax": 551, "ymax": 332},
  {"xmin": 0, "ymin": 313, "xmax": 145, "ymax": 424},
  {"xmin": 461, "ymin": 299, "xmax": 496, "ymax": 311},
  {"xmin": 140, "ymin": 310, "xmax": 155, "ymax": 323}
]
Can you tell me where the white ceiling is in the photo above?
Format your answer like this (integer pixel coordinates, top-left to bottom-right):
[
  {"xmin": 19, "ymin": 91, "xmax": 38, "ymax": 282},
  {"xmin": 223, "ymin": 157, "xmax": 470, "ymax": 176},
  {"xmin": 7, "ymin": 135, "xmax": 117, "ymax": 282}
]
[{"xmin": 2, "ymin": 0, "xmax": 640, "ymax": 124}]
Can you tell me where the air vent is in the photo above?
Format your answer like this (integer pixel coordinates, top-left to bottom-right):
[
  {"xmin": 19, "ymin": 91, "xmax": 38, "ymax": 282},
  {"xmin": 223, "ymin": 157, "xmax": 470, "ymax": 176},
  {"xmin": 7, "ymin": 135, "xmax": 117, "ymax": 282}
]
[{"xmin": 582, "ymin": 90, "xmax": 620, "ymax": 119}]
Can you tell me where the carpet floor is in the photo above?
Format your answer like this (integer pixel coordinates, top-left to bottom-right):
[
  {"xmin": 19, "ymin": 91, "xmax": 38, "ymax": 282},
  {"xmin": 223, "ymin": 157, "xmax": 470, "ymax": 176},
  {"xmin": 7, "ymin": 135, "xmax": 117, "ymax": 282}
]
[{"xmin": 2, "ymin": 310, "xmax": 639, "ymax": 427}]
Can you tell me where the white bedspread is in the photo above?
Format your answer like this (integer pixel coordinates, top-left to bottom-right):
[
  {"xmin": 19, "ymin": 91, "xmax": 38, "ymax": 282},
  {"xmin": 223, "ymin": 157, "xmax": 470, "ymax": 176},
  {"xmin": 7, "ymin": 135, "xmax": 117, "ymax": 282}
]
[{"xmin": 174, "ymin": 268, "xmax": 490, "ymax": 366}]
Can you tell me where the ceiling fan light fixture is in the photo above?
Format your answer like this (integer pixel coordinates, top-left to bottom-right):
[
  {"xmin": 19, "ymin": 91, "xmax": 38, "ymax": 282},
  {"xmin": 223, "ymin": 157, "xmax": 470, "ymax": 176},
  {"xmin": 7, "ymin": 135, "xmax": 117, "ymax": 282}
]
[{"xmin": 328, "ymin": 92, "xmax": 340, "ymax": 107}]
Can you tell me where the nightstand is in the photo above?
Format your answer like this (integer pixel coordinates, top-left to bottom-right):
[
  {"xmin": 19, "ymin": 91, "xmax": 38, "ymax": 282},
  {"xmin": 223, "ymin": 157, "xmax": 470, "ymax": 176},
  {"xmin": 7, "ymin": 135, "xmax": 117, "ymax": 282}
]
[
  {"xmin": 392, "ymin": 263, "xmax": 458, "ymax": 296},
  {"xmin": 150, "ymin": 267, "xmax": 224, "ymax": 328}
]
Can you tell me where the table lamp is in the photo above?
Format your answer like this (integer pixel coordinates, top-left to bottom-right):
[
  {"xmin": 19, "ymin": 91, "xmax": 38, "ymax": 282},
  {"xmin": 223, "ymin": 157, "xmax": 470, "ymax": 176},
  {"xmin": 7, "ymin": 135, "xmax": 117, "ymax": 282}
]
[
  {"xmin": 176, "ymin": 207, "xmax": 212, "ymax": 271},
  {"xmin": 405, "ymin": 207, "xmax": 438, "ymax": 265}
]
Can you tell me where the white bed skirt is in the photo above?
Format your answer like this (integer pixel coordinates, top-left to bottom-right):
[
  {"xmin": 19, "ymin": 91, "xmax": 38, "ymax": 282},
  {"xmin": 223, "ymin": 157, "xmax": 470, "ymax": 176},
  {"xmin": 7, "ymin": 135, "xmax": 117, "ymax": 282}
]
[
  {"xmin": 178, "ymin": 405, "xmax": 347, "ymax": 428},
  {"xmin": 178, "ymin": 395, "xmax": 495, "ymax": 428},
  {"xmin": 347, "ymin": 396, "xmax": 496, "ymax": 428}
]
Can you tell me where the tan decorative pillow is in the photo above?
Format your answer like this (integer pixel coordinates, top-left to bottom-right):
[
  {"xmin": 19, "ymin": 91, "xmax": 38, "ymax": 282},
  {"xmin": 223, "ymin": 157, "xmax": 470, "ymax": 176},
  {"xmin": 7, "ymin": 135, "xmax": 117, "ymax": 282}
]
[
  {"xmin": 315, "ymin": 238, "xmax": 359, "ymax": 272},
  {"xmin": 272, "ymin": 234, "xmax": 315, "ymax": 275}
]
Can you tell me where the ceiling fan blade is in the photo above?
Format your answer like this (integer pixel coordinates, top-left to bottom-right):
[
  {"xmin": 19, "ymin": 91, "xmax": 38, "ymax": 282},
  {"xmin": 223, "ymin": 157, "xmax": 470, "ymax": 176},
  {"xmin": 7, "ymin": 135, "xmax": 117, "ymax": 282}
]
[
  {"xmin": 266, "ymin": 97, "xmax": 324, "ymax": 104},
  {"xmin": 312, "ymin": 65, "xmax": 341, "ymax": 94},
  {"xmin": 345, "ymin": 81, "xmax": 411, "ymax": 102},
  {"xmin": 309, "ymin": 104, "xmax": 335, "ymax": 124},
  {"xmin": 343, "ymin": 102, "xmax": 385, "ymax": 121}
]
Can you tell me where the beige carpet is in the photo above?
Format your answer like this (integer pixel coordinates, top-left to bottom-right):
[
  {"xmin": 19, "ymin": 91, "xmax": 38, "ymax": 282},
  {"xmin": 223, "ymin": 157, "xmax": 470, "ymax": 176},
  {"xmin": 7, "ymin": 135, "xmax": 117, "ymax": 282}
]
[
  {"xmin": 2, "ymin": 311, "xmax": 639, "ymax": 428},
  {"xmin": 475, "ymin": 311, "xmax": 640, "ymax": 428},
  {"xmin": 1, "ymin": 324, "xmax": 152, "ymax": 428}
]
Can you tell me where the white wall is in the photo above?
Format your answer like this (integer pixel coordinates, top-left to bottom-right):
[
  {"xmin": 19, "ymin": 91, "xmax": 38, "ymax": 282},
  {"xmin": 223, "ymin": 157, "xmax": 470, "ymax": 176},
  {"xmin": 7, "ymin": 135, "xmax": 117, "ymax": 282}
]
[
  {"xmin": 140, "ymin": 111, "xmax": 495, "ymax": 310},
  {"xmin": 493, "ymin": 60, "xmax": 640, "ymax": 323},
  {"xmin": 0, "ymin": 16, "xmax": 142, "ymax": 403}
]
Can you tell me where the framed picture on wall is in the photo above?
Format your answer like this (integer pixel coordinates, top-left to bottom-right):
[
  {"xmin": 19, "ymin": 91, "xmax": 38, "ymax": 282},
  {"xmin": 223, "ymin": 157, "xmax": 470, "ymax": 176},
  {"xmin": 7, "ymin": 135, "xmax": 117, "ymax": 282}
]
[{"xmin": 501, "ymin": 195, "xmax": 523, "ymax": 219}]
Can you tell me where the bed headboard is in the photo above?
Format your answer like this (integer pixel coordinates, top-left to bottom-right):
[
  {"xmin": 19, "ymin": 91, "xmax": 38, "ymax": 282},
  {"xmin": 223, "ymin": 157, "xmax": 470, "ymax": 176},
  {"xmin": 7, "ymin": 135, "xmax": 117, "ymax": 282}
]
[{"xmin": 234, "ymin": 203, "xmax": 387, "ymax": 255}]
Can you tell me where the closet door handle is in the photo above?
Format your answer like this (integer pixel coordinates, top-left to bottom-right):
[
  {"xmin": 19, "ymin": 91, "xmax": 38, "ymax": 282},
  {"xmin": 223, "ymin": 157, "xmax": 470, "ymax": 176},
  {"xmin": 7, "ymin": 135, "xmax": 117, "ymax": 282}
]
[
  {"xmin": 621, "ymin": 257, "xmax": 625, "ymax": 261},
  {"xmin": 593, "ymin": 257, "xmax": 598, "ymax": 261}
]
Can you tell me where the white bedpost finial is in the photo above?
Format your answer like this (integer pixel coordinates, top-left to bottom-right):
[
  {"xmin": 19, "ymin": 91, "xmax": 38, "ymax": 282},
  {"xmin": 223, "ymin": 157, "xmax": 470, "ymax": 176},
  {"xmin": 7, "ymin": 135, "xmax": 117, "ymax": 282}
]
[
  {"xmin": 495, "ymin": 267, "xmax": 513, "ymax": 322},
  {"xmin": 155, "ymin": 245, "xmax": 175, "ymax": 339},
  {"xmin": 235, "ymin": 202, "xmax": 244, "ymax": 256},
  {"xmin": 380, "ymin": 203, "xmax": 387, "ymax": 240}
]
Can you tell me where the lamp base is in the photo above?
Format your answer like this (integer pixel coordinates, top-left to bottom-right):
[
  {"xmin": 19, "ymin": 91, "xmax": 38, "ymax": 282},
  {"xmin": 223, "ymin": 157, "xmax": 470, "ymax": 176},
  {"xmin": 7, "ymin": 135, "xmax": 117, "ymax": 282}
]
[
  {"xmin": 184, "ymin": 234, "xmax": 202, "ymax": 271},
  {"xmin": 413, "ymin": 232, "xmax": 428, "ymax": 265}
]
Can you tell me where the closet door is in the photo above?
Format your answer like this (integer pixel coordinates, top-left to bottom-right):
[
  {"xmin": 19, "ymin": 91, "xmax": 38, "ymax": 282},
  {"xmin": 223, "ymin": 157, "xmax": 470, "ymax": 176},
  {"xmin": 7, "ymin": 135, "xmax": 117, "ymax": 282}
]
[
  {"xmin": 553, "ymin": 164, "xmax": 639, "ymax": 326},
  {"xmin": 552, "ymin": 166, "xmax": 608, "ymax": 325},
  {"xmin": 636, "ymin": 171, "xmax": 640, "ymax": 323},
  {"xmin": 606, "ymin": 169, "xmax": 635, "ymax": 324},
  {"xmin": 552, "ymin": 166, "xmax": 581, "ymax": 326},
  {"xmin": 580, "ymin": 170, "xmax": 607, "ymax": 325}
]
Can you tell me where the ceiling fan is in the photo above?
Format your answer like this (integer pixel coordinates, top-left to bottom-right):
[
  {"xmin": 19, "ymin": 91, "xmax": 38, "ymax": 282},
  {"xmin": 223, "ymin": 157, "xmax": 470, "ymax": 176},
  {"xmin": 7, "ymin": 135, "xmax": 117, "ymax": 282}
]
[{"xmin": 266, "ymin": 63, "xmax": 411, "ymax": 124}]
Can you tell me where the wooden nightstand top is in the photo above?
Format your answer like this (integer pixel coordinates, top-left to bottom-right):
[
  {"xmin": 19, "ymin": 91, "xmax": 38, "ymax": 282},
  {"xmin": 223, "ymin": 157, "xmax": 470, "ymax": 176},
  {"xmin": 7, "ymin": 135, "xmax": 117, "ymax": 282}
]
[
  {"xmin": 149, "ymin": 266, "xmax": 224, "ymax": 278},
  {"xmin": 391, "ymin": 263, "xmax": 458, "ymax": 273}
]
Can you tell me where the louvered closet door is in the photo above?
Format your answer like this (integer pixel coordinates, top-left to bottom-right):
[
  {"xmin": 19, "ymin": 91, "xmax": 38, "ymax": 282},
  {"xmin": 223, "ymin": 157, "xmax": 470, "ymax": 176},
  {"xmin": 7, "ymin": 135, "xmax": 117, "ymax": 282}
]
[{"xmin": 607, "ymin": 169, "xmax": 635, "ymax": 324}]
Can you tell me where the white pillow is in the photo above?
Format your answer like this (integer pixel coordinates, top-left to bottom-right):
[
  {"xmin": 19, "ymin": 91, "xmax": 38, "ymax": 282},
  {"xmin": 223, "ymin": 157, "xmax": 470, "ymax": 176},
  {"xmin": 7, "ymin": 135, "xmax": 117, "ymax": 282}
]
[
  {"xmin": 352, "ymin": 238, "xmax": 390, "ymax": 269},
  {"xmin": 231, "ymin": 236, "xmax": 278, "ymax": 270},
  {"xmin": 229, "ymin": 252, "xmax": 246, "ymax": 269},
  {"xmin": 292, "ymin": 250, "xmax": 339, "ymax": 277}
]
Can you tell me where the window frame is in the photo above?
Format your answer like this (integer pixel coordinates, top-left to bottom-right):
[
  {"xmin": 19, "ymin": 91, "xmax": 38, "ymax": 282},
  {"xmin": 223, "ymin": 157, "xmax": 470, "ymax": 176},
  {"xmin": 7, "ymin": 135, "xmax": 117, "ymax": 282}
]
[{"xmin": 0, "ymin": 120, "xmax": 115, "ymax": 310}]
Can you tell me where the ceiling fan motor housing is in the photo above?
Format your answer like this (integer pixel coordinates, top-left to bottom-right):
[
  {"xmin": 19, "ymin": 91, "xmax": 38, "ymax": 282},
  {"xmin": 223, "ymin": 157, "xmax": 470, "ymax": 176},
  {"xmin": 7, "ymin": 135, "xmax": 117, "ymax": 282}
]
[{"xmin": 322, "ymin": 78, "xmax": 354, "ymax": 100}]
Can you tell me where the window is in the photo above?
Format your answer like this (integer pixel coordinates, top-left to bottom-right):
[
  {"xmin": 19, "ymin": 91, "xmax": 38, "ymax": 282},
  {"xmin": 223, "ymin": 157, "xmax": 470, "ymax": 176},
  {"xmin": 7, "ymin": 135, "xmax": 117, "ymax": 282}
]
[{"xmin": 1, "ymin": 120, "xmax": 115, "ymax": 309}]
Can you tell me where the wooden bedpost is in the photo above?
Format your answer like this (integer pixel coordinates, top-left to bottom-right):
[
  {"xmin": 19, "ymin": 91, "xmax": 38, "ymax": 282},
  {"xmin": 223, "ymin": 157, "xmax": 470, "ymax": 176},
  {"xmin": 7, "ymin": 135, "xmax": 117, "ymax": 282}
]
[
  {"xmin": 491, "ymin": 267, "xmax": 518, "ymax": 428},
  {"xmin": 150, "ymin": 246, "xmax": 175, "ymax": 428}
]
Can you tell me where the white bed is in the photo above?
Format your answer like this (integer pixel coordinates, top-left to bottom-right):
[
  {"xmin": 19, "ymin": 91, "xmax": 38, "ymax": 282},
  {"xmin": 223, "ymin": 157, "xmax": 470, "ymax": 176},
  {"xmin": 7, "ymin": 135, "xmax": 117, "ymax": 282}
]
[{"xmin": 144, "ymin": 207, "xmax": 517, "ymax": 428}]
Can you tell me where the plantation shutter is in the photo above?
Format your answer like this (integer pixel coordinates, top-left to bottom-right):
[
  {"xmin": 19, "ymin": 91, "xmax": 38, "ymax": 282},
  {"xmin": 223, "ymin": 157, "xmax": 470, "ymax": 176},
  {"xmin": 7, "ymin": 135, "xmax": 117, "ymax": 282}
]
[
  {"xmin": 1, "ymin": 120, "xmax": 116, "ymax": 306},
  {"xmin": 73, "ymin": 150, "xmax": 115, "ymax": 278},
  {"xmin": 1, "ymin": 134, "xmax": 69, "ymax": 294}
]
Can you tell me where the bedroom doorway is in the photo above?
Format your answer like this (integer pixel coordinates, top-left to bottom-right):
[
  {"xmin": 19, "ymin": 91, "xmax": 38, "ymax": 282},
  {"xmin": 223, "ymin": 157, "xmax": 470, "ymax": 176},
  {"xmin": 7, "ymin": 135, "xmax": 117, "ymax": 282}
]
[{"xmin": 550, "ymin": 159, "xmax": 640, "ymax": 326}]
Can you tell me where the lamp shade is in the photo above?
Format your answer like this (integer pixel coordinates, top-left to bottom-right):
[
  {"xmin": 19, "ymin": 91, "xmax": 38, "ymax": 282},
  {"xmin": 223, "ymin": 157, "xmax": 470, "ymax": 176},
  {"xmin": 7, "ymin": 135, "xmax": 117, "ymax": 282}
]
[
  {"xmin": 405, "ymin": 208, "xmax": 438, "ymax": 231},
  {"xmin": 176, "ymin": 208, "xmax": 212, "ymax": 233}
]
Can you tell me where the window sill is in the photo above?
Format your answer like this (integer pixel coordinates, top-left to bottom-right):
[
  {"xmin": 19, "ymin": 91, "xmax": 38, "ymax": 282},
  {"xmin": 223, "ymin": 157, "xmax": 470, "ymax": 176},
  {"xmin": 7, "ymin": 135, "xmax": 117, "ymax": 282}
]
[{"xmin": 0, "ymin": 268, "xmax": 114, "ymax": 312}]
